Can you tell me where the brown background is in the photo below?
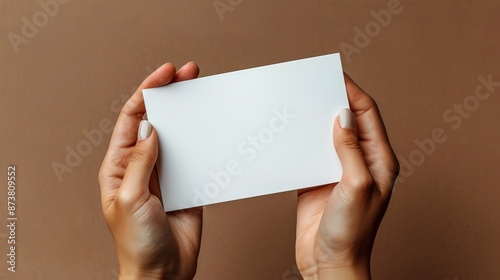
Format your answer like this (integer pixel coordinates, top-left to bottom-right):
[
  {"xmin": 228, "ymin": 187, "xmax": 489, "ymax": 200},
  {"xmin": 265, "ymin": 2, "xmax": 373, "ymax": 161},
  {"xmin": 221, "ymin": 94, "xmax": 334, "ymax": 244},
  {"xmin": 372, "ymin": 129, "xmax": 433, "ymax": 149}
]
[{"xmin": 1, "ymin": 0, "xmax": 499, "ymax": 279}]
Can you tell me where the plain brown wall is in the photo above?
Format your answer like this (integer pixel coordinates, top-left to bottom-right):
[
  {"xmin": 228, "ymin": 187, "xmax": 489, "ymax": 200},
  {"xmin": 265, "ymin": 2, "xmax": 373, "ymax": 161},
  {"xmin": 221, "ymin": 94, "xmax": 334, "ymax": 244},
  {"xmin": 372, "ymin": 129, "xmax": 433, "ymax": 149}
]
[{"xmin": 1, "ymin": 0, "xmax": 499, "ymax": 279}]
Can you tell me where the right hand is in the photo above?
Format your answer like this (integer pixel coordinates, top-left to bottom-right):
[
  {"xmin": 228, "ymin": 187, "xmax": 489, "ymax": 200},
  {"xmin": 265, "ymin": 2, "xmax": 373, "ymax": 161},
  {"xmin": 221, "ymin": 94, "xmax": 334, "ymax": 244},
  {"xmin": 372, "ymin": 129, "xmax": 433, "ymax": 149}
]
[
  {"xmin": 295, "ymin": 74, "xmax": 399, "ymax": 279},
  {"xmin": 98, "ymin": 62, "xmax": 203, "ymax": 280}
]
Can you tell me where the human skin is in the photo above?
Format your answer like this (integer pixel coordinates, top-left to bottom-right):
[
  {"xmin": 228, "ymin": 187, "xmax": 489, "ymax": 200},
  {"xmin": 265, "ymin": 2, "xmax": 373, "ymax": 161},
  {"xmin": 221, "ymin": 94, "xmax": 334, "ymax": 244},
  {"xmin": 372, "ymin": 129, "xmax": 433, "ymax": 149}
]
[
  {"xmin": 295, "ymin": 74, "xmax": 399, "ymax": 279},
  {"xmin": 98, "ymin": 62, "xmax": 399, "ymax": 279},
  {"xmin": 98, "ymin": 62, "xmax": 202, "ymax": 280}
]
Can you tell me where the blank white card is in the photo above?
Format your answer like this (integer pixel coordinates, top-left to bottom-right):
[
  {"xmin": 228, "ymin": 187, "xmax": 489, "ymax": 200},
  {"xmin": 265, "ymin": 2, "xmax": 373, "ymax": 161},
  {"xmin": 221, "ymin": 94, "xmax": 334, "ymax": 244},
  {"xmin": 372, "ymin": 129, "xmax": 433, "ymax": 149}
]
[{"xmin": 143, "ymin": 53, "xmax": 349, "ymax": 211}]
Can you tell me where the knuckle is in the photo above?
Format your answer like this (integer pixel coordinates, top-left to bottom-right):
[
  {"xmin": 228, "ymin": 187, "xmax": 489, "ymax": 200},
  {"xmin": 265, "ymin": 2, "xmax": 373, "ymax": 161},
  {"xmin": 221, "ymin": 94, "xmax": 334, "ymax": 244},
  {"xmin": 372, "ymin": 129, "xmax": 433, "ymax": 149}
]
[
  {"xmin": 115, "ymin": 190, "xmax": 134, "ymax": 207},
  {"xmin": 364, "ymin": 94, "xmax": 378, "ymax": 110},
  {"xmin": 98, "ymin": 162, "xmax": 116, "ymax": 192},
  {"xmin": 341, "ymin": 134, "xmax": 361, "ymax": 151},
  {"xmin": 369, "ymin": 96, "xmax": 378, "ymax": 108},
  {"xmin": 379, "ymin": 154, "xmax": 400, "ymax": 181},
  {"xmin": 389, "ymin": 156, "xmax": 400, "ymax": 178},
  {"xmin": 129, "ymin": 147, "xmax": 151, "ymax": 163},
  {"xmin": 97, "ymin": 162, "xmax": 108, "ymax": 185},
  {"xmin": 343, "ymin": 173, "xmax": 374, "ymax": 193},
  {"xmin": 115, "ymin": 188, "xmax": 146, "ymax": 210}
]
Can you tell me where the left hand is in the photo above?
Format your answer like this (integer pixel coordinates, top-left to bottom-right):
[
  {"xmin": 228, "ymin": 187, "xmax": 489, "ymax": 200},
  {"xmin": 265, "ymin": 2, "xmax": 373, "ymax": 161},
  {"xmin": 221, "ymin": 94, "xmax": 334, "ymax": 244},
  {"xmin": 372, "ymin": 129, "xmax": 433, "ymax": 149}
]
[{"xmin": 295, "ymin": 74, "xmax": 400, "ymax": 279}]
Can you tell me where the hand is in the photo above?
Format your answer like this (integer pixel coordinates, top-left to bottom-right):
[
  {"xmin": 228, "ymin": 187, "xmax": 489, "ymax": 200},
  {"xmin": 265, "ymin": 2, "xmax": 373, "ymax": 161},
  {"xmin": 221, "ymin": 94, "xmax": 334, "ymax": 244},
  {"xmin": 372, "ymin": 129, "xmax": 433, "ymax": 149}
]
[
  {"xmin": 98, "ymin": 62, "xmax": 203, "ymax": 280},
  {"xmin": 295, "ymin": 74, "xmax": 400, "ymax": 279}
]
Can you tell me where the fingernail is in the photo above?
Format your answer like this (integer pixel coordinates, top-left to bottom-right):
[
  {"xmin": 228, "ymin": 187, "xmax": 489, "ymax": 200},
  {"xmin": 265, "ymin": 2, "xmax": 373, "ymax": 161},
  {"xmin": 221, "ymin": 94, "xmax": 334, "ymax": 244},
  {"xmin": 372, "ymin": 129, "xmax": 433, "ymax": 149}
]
[
  {"xmin": 338, "ymin": 108, "xmax": 355, "ymax": 129},
  {"xmin": 138, "ymin": 120, "xmax": 152, "ymax": 140}
]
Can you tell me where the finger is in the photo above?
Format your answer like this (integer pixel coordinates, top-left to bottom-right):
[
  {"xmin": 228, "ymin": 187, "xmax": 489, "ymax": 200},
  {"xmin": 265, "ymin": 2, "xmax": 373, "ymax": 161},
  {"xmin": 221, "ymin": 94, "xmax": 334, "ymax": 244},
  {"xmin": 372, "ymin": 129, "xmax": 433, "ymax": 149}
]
[
  {"xmin": 333, "ymin": 108, "xmax": 373, "ymax": 199},
  {"xmin": 147, "ymin": 62, "xmax": 200, "ymax": 208},
  {"xmin": 297, "ymin": 183, "xmax": 337, "ymax": 197},
  {"xmin": 148, "ymin": 165, "xmax": 163, "ymax": 207},
  {"xmin": 116, "ymin": 120, "xmax": 158, "ymax": 207},
  {"xmin": 315, "ymin": 109, "xmax": 374, "ymax": 243},
  {"xmin": 343, "ymin": 73, "xmax": 399, "ymax": 187},
  {"xmin": 109, "ymin": 63, "xmax": 177, "ymax": 151},
  {"xmin": 172, "ymin": 61, "xmax": 200, "ymax": 82}
]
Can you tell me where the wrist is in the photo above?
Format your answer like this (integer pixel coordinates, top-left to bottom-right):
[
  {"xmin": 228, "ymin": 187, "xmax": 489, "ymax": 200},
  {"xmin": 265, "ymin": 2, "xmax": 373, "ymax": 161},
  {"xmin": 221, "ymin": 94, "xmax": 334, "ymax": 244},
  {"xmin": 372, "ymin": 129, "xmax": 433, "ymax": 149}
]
[
  {"xmin": 318, "ymin": 266, "xmax": 370, "ymax": 280},
  {"xmin": 119, "ymin": 272, "xmax": 192, "ymax": 280},
  {"xmin": 119, "ymin": 266, "xmax": 193, "ymax": 280},
  {"xmin": 116, "ymin": 252, "xmax": 194, "ymax": 280},
  {"xmin": 301, "ymin": 261, "xmax": 371, "ymax": 280}
]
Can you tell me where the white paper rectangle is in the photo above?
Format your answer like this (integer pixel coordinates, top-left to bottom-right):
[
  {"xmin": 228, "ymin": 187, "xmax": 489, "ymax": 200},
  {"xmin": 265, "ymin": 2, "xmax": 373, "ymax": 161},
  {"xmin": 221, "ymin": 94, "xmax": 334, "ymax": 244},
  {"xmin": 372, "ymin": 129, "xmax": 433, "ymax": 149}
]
[{"xmin": 143, "ymin": 53, "xmax": 348, "ymax": 211}]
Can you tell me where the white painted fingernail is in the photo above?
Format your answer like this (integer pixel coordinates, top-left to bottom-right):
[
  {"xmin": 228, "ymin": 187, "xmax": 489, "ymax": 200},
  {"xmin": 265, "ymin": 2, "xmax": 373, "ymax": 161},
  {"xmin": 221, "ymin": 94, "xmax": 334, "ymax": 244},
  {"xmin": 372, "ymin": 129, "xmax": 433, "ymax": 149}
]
[
  {"xmin": 338, "ymin": 108, "xmax": 355, "ymax": 129},
  {"xmin": 138, "ymin": 120, "xmax": 152, "ymax": 140}
]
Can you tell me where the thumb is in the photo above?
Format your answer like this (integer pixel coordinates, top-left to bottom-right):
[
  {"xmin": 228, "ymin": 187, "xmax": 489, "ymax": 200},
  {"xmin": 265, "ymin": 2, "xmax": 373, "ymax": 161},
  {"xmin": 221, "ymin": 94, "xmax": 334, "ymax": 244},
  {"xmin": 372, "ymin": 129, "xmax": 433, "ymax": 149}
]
[
  {"xmin": 118, "ymin": 120, "xmax": 158, "ymax": 204},
  {"xmin": 333, "ymin": 108, "xmax": 373, "ymax": 197},
  {"xmin": 317, "ymin": 109, "xmax": 374, "ymax": 246}
]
